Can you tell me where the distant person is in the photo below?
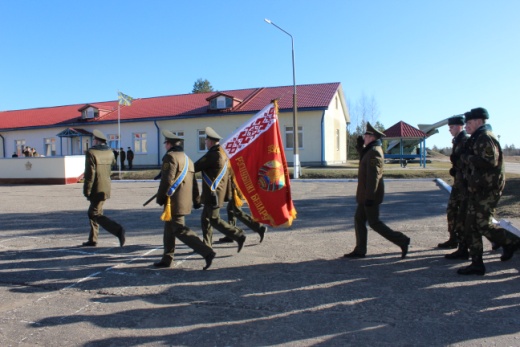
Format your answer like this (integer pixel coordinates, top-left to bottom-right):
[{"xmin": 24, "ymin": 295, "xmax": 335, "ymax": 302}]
[
  {"xmin": 82, "ymin": 129, "xmax": 125, "ymax": 247},
  {"xmin": 439, "ymin": 115, "xmax": 469, "ymax": 252},
  {"xmin": 457, "ymin": 108, "xmax": 520, "ymax": 275},
  {"xmin": 344, "ymin": 122, "xmax": 410, "ymax": 259},
  {"xmin": 194, "ymin": 127, "xmax": 246, "ymax": 252},
  {"xmin": 113, "ymin": 149, "xmax": 119, "ymax": 170},
  {"xmin": 154, "ymin": 130, "xmax": 215, "ymax": 270},
  {"xmin": 12, "ymin": 152, "xmax": 18, "ymax": 158},
  {"xmin": 119, "ymin": 147, "xmax": 126, "ymax": 170},
  {"xmin": 127, "ymin": 147, "xmax": 134, "ymax": 170}
]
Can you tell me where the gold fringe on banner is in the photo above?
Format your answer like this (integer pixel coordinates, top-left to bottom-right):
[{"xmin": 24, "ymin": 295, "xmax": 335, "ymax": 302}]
[{"xmin": 160, "ymin": 196, "xmax": 172, "ymax": 221}]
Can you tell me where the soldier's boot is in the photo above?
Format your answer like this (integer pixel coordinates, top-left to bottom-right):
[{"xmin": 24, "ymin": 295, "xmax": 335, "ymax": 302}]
[
  {"xmin": 457, "ymin": 255, "xmax": 486, "ymax": 276},
  {"xmin": 437, "ymin": 236, "xmax": 458, "ymax": 249},
  {"xmin": 445, "ymin": 243, "xmax": 469, "ymax": 260},
  {"xmin": 500, "ymin": 244, "xmax": 518, "ymax": 262}
]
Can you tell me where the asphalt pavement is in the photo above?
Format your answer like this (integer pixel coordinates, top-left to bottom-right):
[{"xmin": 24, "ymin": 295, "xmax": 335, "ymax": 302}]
[{"xmin": 1, "ymin": 179, "xmax": 519, "ymax": 346}]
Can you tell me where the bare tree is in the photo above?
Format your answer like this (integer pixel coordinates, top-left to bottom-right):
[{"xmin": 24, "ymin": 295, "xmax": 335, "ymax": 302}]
[{"xmin": 347, "ymin": 93, "xmax": 382, "ymax": 159}]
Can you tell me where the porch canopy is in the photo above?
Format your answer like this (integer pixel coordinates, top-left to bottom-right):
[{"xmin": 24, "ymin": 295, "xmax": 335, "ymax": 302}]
[{"xmin": 57, "ymin": 128, "xmax": 93, "ymax": 155}]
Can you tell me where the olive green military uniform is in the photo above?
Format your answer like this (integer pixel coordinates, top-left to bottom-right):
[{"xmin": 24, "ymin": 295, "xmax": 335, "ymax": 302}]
[
  {"xmin": 350, "ymin": 139, "xmax": 410, "ymax": 256},
  {"xmin": 345, "ymin": 122, "xmax": 410, "ymax": 258},
  {"xmin": 194, "ymin": 143, "xmax": 245, "ymax": 249},
  {"xmin": 155, "ymin": 146, "xmax": 214, "ymax": 266},
  {"xmin": 83, "ymin": 142, "xmax": 124, "ymax": 244},
  {"xmin": 225, "ymin": 171, "xmax": 267, "ymax": 242}
]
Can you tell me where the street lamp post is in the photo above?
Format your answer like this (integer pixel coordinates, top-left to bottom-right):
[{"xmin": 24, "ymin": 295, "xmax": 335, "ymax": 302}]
[{"xmin": 264, "ymin": 18, "xmax": 300, "ymax": 179}]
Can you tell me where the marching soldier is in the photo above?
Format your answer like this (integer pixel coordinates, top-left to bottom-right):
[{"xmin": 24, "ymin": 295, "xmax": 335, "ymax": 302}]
[
  {"xmin": 219, "ymin": 171, "xmax": 268, "ymax": 243},
  {"xmin": 154, "ymin": 130, "xmax": 215, "ymax": 270},
  {"xmin": 344, "ymin": 122, "xmax": 410, "ymax": 259},
  {"xmin": 82, "ymin": 129, "xmax": 125, "ymax": 247},
  {"xmin": 440, "ymin": 115, "xmax": 469, "ymax": 257},
  {"xmin": 194, "ymin": 127, "xmax": 246, "ymax": 252},
  {"xmin": 457, "ymin": 107, "xmax": 520, "ymax": 275}
]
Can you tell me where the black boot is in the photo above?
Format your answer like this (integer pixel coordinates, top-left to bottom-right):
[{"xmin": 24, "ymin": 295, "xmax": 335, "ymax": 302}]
[
  {"xmin": 437, "ymin": 237, "xmax": 458, "ymax": 249},
  {"xmin": 500, "ymin": 244, "xmax": 518, "ymax": 262},
  {"xmin": 457, "ymin": 255, "xmax": 486, "ymax": 276},
  {"xmin": 445, "ymin": 243, "xmax": 469, "ymax": 260}
]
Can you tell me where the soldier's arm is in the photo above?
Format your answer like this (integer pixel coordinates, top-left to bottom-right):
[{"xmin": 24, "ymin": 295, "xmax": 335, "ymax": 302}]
[{"xmin": 83, "ymin": 152, "xmax": 95, "ymax": 199}]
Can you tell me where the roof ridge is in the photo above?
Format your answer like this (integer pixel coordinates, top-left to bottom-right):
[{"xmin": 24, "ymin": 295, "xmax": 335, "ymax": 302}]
[{"xmin": 232, "ymin": 88, "xmax": 265, "ymax": 111}]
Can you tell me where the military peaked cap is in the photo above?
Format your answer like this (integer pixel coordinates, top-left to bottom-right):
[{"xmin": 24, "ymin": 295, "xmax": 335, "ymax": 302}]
[
  {"xmin": 205, "ymin": 127, "xmax": 222, "ymax": 141},
  {"xmin": 364, "ymin": 122, "xmax": 385, "ymax": 139},
  {"xmin": 93, "ymin": 129, "xmax": 107, "ymax": 141},
  {"xmin": 162, "ymin": 129, "xmax": 182, "ymax": 143}
]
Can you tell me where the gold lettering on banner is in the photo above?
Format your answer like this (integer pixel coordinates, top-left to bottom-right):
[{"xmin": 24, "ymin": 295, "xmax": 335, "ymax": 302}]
[
  {"xmin": 268, "ymin": 145, "xmax": 280, "ymax": 154},
  {"xmin": 251, "ymin": 193, "xmax": 270, "ymax": 221},
  {"xmin": 236, "ymin": 156, "xmax": 255, "ymax": 193}
]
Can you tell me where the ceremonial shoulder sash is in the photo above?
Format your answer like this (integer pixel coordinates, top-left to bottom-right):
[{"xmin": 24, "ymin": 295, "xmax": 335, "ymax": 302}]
[
  {"xmin": 202, "ymin": 162, "xmax": 227, "ymax": 192},
  {"xmin": 167, "ymin": 154, "xmax": 189, "ymax": 196}
]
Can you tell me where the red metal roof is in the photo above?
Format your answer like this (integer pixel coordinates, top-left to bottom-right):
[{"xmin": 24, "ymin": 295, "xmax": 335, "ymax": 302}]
[
  {"xmin": 384, "ymin": 121, "xmax": 427, "ymax": 138},
  {"xmin": 0, "ymin": 82, "xmax": 341, "ymax": 130}
]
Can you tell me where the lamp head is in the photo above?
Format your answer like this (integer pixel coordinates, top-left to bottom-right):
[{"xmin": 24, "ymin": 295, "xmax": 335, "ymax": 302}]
[{"xmin": 264, "ymin": 18, "xmax": 272, "ymax": 24}]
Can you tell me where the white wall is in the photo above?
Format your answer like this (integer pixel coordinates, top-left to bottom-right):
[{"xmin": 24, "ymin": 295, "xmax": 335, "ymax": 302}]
[{"xmin": 0, "ymin": 155, "xmax": 85, "ymax": 184}]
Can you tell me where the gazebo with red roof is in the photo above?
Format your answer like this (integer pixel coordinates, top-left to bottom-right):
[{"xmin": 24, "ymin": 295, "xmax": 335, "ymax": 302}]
[{"xmin": 383, "ymin": 121, "xmax": 428, "ymax": 167}]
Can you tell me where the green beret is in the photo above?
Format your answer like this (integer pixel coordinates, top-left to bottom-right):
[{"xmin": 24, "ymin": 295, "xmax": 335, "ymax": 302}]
[
  {"xmin": 205, "ymin": 127, "xmax": 222, "ymax": 141},
  {"xmin": 448, "ymin": 115, "xmax": 465, "ymax": 126},
  {"xmin": 364, "ymin": 122, "xmax": 385, "ymax": 139},
  {"xmin": 466, "ymin": 107, "xmax": 489, "ymax": 120}
]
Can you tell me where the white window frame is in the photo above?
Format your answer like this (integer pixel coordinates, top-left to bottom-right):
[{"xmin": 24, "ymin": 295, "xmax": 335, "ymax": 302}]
[
  {"xmin": 108, "ymin": 134, "xmax": 119, "ymax": 149},
  {"xmin": 44, "ymin": 137, "xmax": 56, "ymax": 156},
  {"xmin": 15, "ymin": 139, "xmax": 26, "ymax": 157},
  {"xmin": 284, "ymin": 125, "xmax": 303, "ymax": 150},
  {"xmin": 198, "ymin": 129, "xmax": 206, "ymax": 151},
  {"xmin": 133, "ymin": 133, "xmax": 147, "ymax": 154}
]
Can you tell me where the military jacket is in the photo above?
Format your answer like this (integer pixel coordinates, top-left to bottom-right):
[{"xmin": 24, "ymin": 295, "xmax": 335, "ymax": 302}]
[
  {"xmin": 463, "ymin": 124, "xmax": 505, "ymax": 194},
  {"xmin": 356, "ymin": 140, "xmax": 385, "ymax": 205},
  {"xmin": 83, "ymin": 144, "xmax": 115, "ymax": 201},
  {"xmin": 194, "ymin": 145, "xmax": 230, "ymax": 208},
  {"xmin": 156, "ymin": 147, "xmax": 198, "ymax": 216},
  {"xmin": 451, "ymin": 130, "xmax": 469, "ymax": 190}
]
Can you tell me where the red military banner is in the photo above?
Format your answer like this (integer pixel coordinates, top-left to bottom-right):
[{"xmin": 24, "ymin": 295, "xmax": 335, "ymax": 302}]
[{"xmin": 221, "ymin": 101, "xmax": 297, "ymax": 227}]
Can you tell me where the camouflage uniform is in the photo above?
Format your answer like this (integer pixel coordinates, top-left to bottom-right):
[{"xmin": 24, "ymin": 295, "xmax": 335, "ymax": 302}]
[
  {"xmin": 458, "ymin": 123, "xmax": 519, "ymax": 274},
  {"xmin": 445, "ymin": 130, "xmax": 469, "ymax": 245}
]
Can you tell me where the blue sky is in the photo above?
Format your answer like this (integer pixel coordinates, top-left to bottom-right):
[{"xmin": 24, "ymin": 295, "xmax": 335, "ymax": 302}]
[{"xmin": 1, "ymin": 0, "xmax": 519, "ymax": 149}]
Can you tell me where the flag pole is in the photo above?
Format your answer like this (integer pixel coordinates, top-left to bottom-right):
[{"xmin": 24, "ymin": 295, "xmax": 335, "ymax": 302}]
[{"xmin": 117, "ymin": 90, "xmax": 121, "ymax": 180}]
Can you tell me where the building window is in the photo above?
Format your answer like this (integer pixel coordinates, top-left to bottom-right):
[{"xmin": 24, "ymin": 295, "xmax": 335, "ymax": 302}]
[
  {"xmin": 172, "ymin": 130, "xmax": 184, "ymax": 138},
  {"xmin": 82, "ymin": 107, "xmax": 99, "ymax": 119},
  {"xmin": 44, "ymin": 138, "xmax": 56, "ymax": 156},
  {"xmin": 133, "ymin": 133, "xmax": 147, "ymax": 153},
  {"xmin": 15, "ymin": 139, "xmax": 26, "ymax": 156},
  {"xmin": 336, "ymin": 129, "xmax": 340, "ymax": 151},
  {"xmin": 198, "ymin": 129, "xmax": 206, "ymax": 151},
  {"xmin": 108, "ymin": 134, "xmax": 119, "ymax": 149},
  {"xmin": 285, "ymin": 126, "xmax": 303, "ymax": 150}
]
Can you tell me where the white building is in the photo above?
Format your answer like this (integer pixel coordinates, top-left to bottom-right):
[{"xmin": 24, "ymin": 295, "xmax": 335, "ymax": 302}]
[{"xmin": 0, "ymin": 82, "xmax": 350, "ymax": 167}]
